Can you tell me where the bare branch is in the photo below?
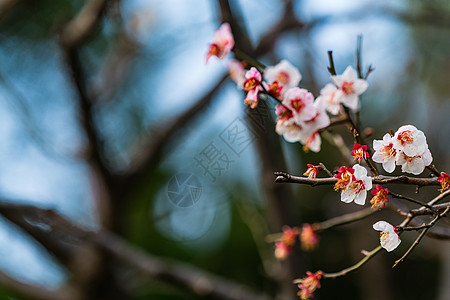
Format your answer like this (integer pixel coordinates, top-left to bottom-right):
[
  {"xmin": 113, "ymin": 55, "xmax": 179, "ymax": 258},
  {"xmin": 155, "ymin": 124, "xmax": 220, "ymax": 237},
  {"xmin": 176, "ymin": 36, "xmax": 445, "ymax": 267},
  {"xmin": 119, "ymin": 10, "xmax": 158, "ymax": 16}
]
[
  {"xmin": 0, "ymin": 0, "xmax": 19, "ymax": 19},
  {"xmin": 122, "ymin": 74, "xmax": 228, "ymax": 189},
  {"xmin": 253, "ymin": 0, "xmax": 304, "ymax": 55},
  {"xmin": 322, "ymin": 245, "xmax": 383, "ymax": 279},
  {"xmin": 388, "ymin": 190, "xmax": 430, "ymax": 208},
  {"xmin": 0, "ymin": 202, "xmax": 270, "ymax": 300},
  {"xmin": 59, "ymin": 0, "xmax": 108, "ymax": 48},
  {"xmin": 274, "ymin": 172, "xmax": 440, "ymax": 187},
  {"xmin": 313, "ymin": 207, "xmax": 379, "ymax": 232},
  {"xmin": 393, "ymin": 207, "xmax": 449, "ymax": 268},
  {"xmin": 427, "ymin": 188, "xmax": 450, "ymax": 206},
  {"xmin": 0, "ymin": 269, "xmax": 75, "ymax": 300}
]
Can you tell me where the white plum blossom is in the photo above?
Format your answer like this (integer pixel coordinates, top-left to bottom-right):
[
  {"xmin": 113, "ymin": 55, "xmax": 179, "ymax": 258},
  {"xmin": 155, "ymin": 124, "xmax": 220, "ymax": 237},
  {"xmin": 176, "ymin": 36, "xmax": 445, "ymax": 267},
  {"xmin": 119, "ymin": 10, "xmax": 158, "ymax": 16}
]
[
  {"xmin": 396, "ymin": 148, "xmax": 433, "ymax": 175},
  {"xmin": 331, "ymin": 66, "xmax": 368, "ymax": 111},
  {"xmin": 372, "ymin": 133, "xmax": 398, "ymax": 173},
  {"xmin": 338, "ymin": 164, "xmax": 372, "ymax": 205},
  {"xmin": 282, "ymin": 87, "xmax": 316, "ymax": 124},
  {"xmin": 227, "ymin": 59, "xmax": 245, "ymax": 89},
  {"xmin": 316, "ymin": 83, "xmax": 342, "ymax": 115},
  {"xmin": 373, "ymin": 221, "xmax": 401, "ymax": 252},
  {"xmin": 301, "ymin": 132, "xmax": 321, "ymax": 153},
  {"xmin": 392, "ymin": 125, "xmax": 427, "ymax": 157},
  {"xmin": 372, "ymin": 125, "xmax": 433, "ymax": 175},
  {"xmin": 264, "ymin": 60, "xmax": 302, "ymax": 91}
]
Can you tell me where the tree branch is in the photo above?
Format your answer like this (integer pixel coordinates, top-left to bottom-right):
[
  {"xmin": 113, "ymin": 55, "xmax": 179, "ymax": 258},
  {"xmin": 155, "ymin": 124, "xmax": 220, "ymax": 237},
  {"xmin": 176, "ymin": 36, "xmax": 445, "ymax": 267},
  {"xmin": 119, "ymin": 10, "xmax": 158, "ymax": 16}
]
[
  {"xmin": 274, "ymin": 172, "xmax": 440, "ymax": 187},
  {"xmin": 313, "ymin": 207, "xmax": 378, "ymax": 232},
  {"xmin": 122, "ymin": 74, "xmax": 228, "ymax": 189},
  {"xmin": 0, "ymin": 269, "xmax": 75, "ymax": 300},
  {"xmin": 393, "ymin": 207, "xmax": 449, "ymax": 268},
  {"xmin": 0, "ymin": 201, "xmax": 270, "ymax": 300},
  {"xmin": 322, "ymin": 245, "xmax": 383, "ymax": 279},
  {"xmin": 59, "ymin": 1, "xmax": 115, "ymax": 228},
  {"xmin": 59, "ymin": 0, "xmax": 109, "ymax": 49}
]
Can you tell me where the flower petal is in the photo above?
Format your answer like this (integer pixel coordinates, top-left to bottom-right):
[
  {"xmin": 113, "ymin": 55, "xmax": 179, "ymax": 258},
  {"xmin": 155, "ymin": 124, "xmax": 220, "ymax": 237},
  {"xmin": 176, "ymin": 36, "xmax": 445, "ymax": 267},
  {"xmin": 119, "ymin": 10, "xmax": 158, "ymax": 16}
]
[{"xmin": 354, "ymin": 190, "xmax": 367, "ymax": 205}]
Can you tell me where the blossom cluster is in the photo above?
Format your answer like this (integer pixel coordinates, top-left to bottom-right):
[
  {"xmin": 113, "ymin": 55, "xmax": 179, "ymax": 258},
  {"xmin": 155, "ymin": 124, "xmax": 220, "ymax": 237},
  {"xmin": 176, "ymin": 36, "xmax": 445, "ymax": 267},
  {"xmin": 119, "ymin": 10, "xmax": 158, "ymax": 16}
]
[
  {"xmin": 206, "ymin": 23, "xmax": 446, "ymax": 300},
  {"xmin": 372, "ymin": 125, "xmax": 432, "ymax": 175},
  {"xmin": 273, "ymin": 225, "xmax": 319, "ymax": 260},
  {"xmin": 294, "ymin": 271, "xmax": 323, "ymax": 300},
  {"xmin": 206, "ymin": 23, "xmax": 369, "ymax": 152}
]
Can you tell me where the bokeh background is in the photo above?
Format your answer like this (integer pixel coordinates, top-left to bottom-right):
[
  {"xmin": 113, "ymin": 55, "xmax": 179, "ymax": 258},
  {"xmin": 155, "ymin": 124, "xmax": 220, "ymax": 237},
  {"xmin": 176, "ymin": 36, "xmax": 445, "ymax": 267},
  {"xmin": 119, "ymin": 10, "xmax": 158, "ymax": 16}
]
[{"xmin": 0, "ymin": 0, "xmax": 449, "ymax": 299}]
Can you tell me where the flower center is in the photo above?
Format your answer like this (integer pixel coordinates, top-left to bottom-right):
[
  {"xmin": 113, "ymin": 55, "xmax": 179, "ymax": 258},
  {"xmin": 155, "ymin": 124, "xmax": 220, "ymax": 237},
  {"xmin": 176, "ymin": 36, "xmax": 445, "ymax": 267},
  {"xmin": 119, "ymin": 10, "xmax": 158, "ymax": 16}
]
[
  {"xmin": 370, "ymin": 190, "xmax": 388, "ymax": 209},
  {"xmin": 381, "ymin": 143, "xmax": 396, "ymax": 158},
  {"xmin": 268, "ymin": 81, "xmax": 282, "ymax": 98},
  {"xmin": 290, "ymin": 98, "xmax": 305, "ymax": 113},
  {"xmin": 341, "ymin": 81, "xmax": 354, "ymax": 95},
  {"xmin": 244, "ymin": 78, "xmax": 259, "ymax": 92},
  {"xmin": 380, "ymin": 231, "xmax": 389, "ymax": 243},
  {"xmin": 397, "ymin": 130, "xmax": 413, "ymax": 145},
  {"xmin": 348, "ymin": 180, "xmax": 366, "ymax": 193},
  {"xmin": 334, "ymin": 171, "xmax": 354, "ymax": 191},
  {"xmin": 208, "ymin": 43, "xmax": 220, "ymax": 56},
  {"xmin": 276, "ymin": 106, "xmax": 293, "ymax": 121},
  {"xmin": 277, "ymin": 71, "xmax": 290, "ymax": 85}
]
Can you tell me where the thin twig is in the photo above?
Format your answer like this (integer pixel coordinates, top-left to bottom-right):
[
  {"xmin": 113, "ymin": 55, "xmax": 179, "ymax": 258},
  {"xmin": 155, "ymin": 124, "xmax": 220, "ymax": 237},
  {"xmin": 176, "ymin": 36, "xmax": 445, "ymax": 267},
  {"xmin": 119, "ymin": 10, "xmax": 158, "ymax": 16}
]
[
  {"xmin": 389, "ymin": 190, "xmax": 430, "ymax": 208},
  {"xmin": 428, "ymin": 188, "xmax": 450, "ymax": 206},
  {"xmin": 232, "ymin": 48, "xmax": 266, "ymax": 69},
  {"xmin": 426, "ymin": 164, "xmax": 440, "ymax": 177},
  {"xmin": 322, "ymin": 245, "xmax": 382, "ymax": 279},
  {"xmin": 410, "ymin": 202, "xmax": 450, "ymax": 216},
  {"xmin": 356, "ymin": 35, "xmax": 363, "ymax": 79},
  {"xmin": 327, "ymin": 51, "xmax": 337, "ymax": 76},
  {"xmin": 393, "ymin": 207, "xmax": 449, "ymax": 268},
  {"xmin": 313, "ymin": 207, "xmax": 378, "ymax": 232},
  {"xmin": 319, "ymin": 163, "xmax": 333, "ymax": 177}
]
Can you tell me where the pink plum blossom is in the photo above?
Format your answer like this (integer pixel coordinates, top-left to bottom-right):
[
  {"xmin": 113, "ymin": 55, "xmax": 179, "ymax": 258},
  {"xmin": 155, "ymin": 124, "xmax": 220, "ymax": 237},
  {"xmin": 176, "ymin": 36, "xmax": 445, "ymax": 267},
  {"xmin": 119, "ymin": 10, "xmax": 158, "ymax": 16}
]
[
  {"xmin": 300, "ymin": 224, "xmax": 319, "ymax": 251},
  {"xmin": 370, "ymin": 184, "xmax": 389, "ymax": 209},
  {"xmin": 392, "ymin": 125, "xmax": 427, "ymax": 157},
  {"xmin": 275, "ymin": 105, "xmax": 303, "ymax": 142},
  {"xmin": 438, "ymin": 172, "xmax": 450, "ymax": 192},
  {"xmin": 373, "ymin": 221, "xmax": 401, "ymax": 252},
  {"xmin": 351, "ymin": 143, "xmax": 369, "ymax": 163},
  {"xmin": 337, "ymin": 164, "xmax": 372, "ymax": 205},
  {"xmin": 294, "ymin": 271, "xmax": 323, "ymax": 300},
  {"xmin": 264, "ymin": 60, "xmax": 302, "ymax": 96},
  {"xmin": 274, "ymin": 241, "xmax": 291, "ymax": 260},
  {"xmin": 304, "ymin": 164, "xmax": 320, "ymax": 179},
  {"xmin": 206, "ymin": 23, "xmax": 234, "ymax": 63},
  {"xmin": 243, "ymin": 67, "xmax": 263, "ymax": 108},
  {"xmin": 282, "ymin": 87, "xmax": 316, "ymax": 124},
  {"xmin": 331, "ymin": 66, "xmax": 368, "ymax": 111},
  {"xmin": 273, "ymin": 226, "xmax": 299, "ymax": 260},
  {"xmin": 275, "ymin": 93, "xmax": 329, "ymax": 152},
  {"xmin": 297, "ymin": 97, "xmax": 330, "ymax": 152},
  {"xmin": 372, "ymin": 133, "xmax": 398, "ymax": 173}
]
